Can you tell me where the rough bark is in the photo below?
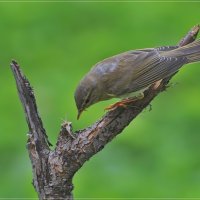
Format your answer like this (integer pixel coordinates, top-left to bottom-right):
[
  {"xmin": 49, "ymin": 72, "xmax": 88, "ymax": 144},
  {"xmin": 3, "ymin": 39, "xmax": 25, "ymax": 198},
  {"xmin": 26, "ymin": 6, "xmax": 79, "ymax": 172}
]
[{"xmin": 10, "ymin": 25, "xmax": 199, "ymax": 200}]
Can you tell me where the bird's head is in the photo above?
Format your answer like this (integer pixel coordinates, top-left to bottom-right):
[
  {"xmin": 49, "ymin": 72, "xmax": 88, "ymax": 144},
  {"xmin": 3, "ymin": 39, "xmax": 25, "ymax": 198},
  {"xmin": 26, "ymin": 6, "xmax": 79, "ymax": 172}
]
[{"xmin": 74, "ymin": 76, "xmax": 98, "ymax": 119}]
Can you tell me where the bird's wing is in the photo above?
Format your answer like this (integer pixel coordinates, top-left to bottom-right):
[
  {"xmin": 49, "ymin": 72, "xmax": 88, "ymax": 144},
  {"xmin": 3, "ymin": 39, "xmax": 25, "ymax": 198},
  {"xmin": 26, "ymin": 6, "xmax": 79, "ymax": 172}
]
[
  {"xmin": 89, "ymin": 47, "xmax": 185, "ymax": 99},
  {"xmin": 93, "ymin": 46, "xmax": 187, "ymax": 97},
  {"xmin": 117, "ymin": 47, "xmax": 187, "ymax": 95},
  {"xmin": 130, "ymin": 55, "xmax": 186, "ymax": 92}
]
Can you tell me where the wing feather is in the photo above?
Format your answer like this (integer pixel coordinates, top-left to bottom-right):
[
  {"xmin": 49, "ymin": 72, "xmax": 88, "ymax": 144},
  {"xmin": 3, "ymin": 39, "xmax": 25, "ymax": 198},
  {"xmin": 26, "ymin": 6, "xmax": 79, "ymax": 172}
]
[{"xmin": 123, "ymin": 52, "xmax": 186, "ymax": 94}]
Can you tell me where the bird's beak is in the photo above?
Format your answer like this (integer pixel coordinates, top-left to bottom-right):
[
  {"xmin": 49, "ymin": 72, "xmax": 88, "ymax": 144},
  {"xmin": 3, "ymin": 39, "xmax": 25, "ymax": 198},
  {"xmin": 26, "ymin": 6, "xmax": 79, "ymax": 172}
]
[{"xmin": 77, "ymin": 110, "xmax": 83, "ymax": 120}]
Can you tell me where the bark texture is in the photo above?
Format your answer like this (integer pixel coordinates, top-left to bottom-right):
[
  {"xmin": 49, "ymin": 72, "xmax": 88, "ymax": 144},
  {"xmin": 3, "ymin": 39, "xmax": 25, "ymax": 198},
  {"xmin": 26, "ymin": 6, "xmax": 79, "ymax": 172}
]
[{"xmin": 10, "ymin": 25, "xmax": 199, "ymax": 200}]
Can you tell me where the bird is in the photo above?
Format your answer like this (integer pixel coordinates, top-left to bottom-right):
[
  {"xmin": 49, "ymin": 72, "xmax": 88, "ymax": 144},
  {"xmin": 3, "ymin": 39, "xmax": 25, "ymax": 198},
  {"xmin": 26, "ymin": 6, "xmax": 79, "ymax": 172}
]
[{"xmin": 75, "ymin": 39, "xmax": 200, "ymax": 119}]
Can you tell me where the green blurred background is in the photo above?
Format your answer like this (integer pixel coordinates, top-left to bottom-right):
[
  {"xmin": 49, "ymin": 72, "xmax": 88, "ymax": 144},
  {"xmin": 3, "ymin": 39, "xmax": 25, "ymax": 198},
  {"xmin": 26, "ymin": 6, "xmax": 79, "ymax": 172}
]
[{"xmin": 1, "ymin": 1, "xmax": 200, "ymax": 198}]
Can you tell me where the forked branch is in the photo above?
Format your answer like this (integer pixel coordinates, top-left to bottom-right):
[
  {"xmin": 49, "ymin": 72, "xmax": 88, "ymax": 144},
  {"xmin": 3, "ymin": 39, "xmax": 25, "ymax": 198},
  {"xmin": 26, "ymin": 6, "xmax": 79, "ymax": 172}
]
[{"xmin": 10, "ymin": 25, "xmax": 200, "ymax": 200}]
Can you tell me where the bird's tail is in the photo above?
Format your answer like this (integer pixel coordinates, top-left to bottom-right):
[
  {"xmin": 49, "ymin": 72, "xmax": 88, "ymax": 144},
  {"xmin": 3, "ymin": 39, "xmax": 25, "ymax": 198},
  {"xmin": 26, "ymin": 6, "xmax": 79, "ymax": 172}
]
[{"xmin": 163, "ymin": 39, "xmax": 200, "ymax": 63}]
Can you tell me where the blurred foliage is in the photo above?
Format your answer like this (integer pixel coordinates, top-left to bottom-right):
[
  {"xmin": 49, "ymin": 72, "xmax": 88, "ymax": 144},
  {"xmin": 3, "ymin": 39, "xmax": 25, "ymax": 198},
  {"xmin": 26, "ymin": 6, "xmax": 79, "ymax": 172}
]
[{"xmin": 1, "ymin": 1, "xmax": 200, "ymax": 198}]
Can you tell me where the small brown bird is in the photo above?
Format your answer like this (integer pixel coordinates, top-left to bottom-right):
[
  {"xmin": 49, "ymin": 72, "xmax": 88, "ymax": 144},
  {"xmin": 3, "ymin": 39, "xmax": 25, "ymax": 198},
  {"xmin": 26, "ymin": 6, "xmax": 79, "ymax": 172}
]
[{"xmin": 75, "ymin": 39, "xmax": 200, "ymax": 119}]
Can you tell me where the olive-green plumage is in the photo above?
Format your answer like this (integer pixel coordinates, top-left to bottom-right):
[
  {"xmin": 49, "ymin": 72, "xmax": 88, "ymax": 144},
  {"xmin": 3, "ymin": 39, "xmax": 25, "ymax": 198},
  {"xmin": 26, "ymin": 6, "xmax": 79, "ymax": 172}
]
[{"xmin": 75, "ymin": 39, "xmax": 200, "ymax": 118}]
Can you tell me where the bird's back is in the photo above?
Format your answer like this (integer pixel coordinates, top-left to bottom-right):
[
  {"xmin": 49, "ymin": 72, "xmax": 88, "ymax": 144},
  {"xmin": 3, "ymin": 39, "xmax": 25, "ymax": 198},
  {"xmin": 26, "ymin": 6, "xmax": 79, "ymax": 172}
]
[{"xmin": 88, "ymin": 46, "xmax": 186, "ymax": 99}]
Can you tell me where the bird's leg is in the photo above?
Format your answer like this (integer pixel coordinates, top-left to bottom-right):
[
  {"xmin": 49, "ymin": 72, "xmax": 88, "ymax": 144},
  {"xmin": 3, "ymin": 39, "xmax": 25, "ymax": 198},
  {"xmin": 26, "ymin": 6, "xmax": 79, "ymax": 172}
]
[
  {"xmin": 105, "ymin": 92, "xmax": 144, "ymax": 111},
  {"xmin": 104, "ymin": 98, "xmax": 136, "ymax": 110}
]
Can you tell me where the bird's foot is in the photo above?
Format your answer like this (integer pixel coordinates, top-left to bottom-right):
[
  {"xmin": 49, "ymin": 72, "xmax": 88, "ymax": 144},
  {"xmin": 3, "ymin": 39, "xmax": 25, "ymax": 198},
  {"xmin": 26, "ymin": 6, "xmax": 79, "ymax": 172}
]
[{"xmin": 104, "ymin": 98, "xmax": 137, "ymax": 111}]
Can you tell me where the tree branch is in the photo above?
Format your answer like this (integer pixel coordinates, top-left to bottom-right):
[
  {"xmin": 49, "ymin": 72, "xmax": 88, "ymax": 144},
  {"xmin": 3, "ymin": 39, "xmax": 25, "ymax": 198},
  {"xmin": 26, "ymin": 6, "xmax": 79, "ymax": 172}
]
[{"xmin": 10, "ymin": 24, "xmax": 199, "ymax": 200}]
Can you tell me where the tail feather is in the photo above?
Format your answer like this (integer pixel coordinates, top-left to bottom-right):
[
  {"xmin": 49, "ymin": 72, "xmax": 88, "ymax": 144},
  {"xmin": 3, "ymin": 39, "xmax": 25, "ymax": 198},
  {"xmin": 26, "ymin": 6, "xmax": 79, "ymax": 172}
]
[{"xmin": 162, "ymin": 39, "xmax": 200, "ymax": 63}]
